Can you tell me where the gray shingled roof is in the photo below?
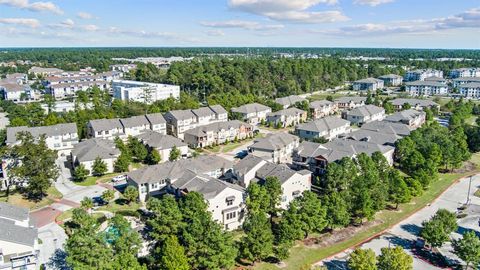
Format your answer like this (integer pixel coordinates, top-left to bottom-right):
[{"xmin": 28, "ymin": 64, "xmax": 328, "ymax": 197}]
[
  {"xmin": 209, "ymin": 104, "xmax": 228, "ymax": 115},
  {"xmin": 250, "ymin": 133, "xmax": 298, "ymax": 151},
  {"xmin": 173, "ymin": 174, "xmax": 244, "ymax": 200},
  {"xmin": 72, "ymin": 138, "xmax": 120, "ymax": 162},
  {"xmin": 275, "ymin": 95, "xmax": 306, "ymax": 106},
  {"xmin": 453, "ymin": 77, "xmax": 480, "ymax": 83},
  {"xmin": 309, "ymin": 100, "xmax": 333, "ymax": 109},
  {"xmin": 295, "ymin": 116, "xmax": 349, "ymax": 133},
  {"xmin": 184, "ymin": 120, "xmax": 252, "ymax": 138},
  {"xmin": 88, "ymin": 118, "xmax": 123, "ymax": 131},
  {"xmin": 361, "ymin": 120, "xmax": 412, "ymax": 137},
  {"xmin": 136, "ymin": 130, "xmax": 186, "ymax": 149},
  {"xmin": 192, "ymin": 107, "xmax": 215, "ymax": 118},
  {"xmin": 0, "ymin": 219, "xmax": 37, "ymax": 247},
  {"xmin": 322, "ymin": 139, "xmax": 394, "ymax": 161},
  {"xmin": 255, "ymin": 162, "xmax": 297, "ymax": 184},
  {"xmin": 233, "ymin": 154, "xmax": 266, "ymax": 175},
  {"xmin": 0, "ymin": 202, "xmax": 29, "ymax": 222},
  {"xmin": 6, "ymin": 123, "xmax": 78, "ymax": 144},
  {"xmin": 405, "ymin": 80, "xmax": 447, "ymax": 87},
  {"xmin": 334, "ymin": 96, "xmax": 367, "ymax": 104},
  {"xmin": 268, "ymin": 107, "xmax": 306, "ymax": 117},
  {"xmin": 145, "ymin": 113, "xmax": 166, "ymax": 125},
  {"xmin": 354, "ymin": 77, "xmax": 384, "ymax": 84},
  {"xmin": 231, "ymin": 103, "xmax": 271, "ymax": 114},
  {"xmin": 459, "ymin": 82, "xmax": 480, "ymax": 88},
  {"xmin": 390, "ymin": 98, "xmax": 439, "ymax": 107},
  {"xmin": 385, "ymin": 109, "xmax": 425, "ymax": 123},
  {"xmin": 379, "ymin": 74, "xmax": 402, "ymax": 79},
  {"xmin": 127, "ymin": 155, "xmax": 233, "ymax": 184},
  {"xmin": 342, "ymin": 129, "xmax": 401, "ymax": 145},
  {"xmin": 164, "ymin": 109, "xmax": 196, "ymax": 121},
  {"xmin": 120, "ymin": 115, "xmax": 150, "ymax": 128},
  {"xmin": 347, "ymin": 105, "xmax": 385, "ymax": 117}
]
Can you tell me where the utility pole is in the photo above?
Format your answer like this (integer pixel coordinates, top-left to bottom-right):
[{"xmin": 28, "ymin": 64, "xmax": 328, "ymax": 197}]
[{"xmin": 466, "ymin": 175, "xmax": 473, "ymax": 205}]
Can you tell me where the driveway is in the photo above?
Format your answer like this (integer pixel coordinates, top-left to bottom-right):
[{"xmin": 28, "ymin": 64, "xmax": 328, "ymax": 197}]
[
  {"xmin": 320, "ymin": 174, "xmax": 480, "ymax": 269},
  {"xmin": 38, "ymin": 222, "xmax": 67, "ymax": 267}
]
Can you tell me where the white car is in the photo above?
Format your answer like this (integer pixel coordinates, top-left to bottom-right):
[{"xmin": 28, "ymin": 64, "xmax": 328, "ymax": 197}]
[{"xmin": 112, "ymin": 175, "xmax": 126, "ymax": 182}]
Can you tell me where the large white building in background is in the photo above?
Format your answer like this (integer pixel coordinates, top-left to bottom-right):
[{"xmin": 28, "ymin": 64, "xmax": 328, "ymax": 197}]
[
  {"xmin": 459, "ymin": 82, "xmax": 480, "ymax": 99},
  {"xmin": 112, "ymin": 80, "xmax": 180, "ymax": 104},
  {"xmin": 404, "ymin": 69, "xmax": 443, "ymax": 81},
  {"xmin": 450, "ymin": 68, "xmax": 480, "ymax": 78},
  {"xmin": 405, "ymin": 81, "xmax": 449, "ymax": 97}
]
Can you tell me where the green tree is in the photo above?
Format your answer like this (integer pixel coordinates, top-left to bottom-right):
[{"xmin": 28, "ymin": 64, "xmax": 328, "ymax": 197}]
[
  {"xmin": 80, "ymin": 197, "xmax": 93, "ymax": 211},
  {"xmin": 420, "ymin": 210, "xmax": 458, "ymax": 249},
  {"xmin": 245, "ymin": 182, "xmax": 270, "ymax": 214},
  {"xmin": 101, "ymin": 189, "xmax": 115, "ymax": 204},
  {"xmin": 169, "ymin": 145, "xmax": 181, "ymax": 161},
  {"xmin": 453, "ymin": 231, "xmax": 480, "ymax": 270},
  {"xmin": 92, "ymin": 157, "xmax": 108, "ymax": 176},
  {"xmin": 388, "ymin": 169, "xmax": 411, "ymax": 208},
  {"xmin": 73, "ymin": 164, "xmax": 90, "ymax": 182},
  {"xmin": 377, "ymin": 246, "xmax": 413, "ymax": 270},
  {"xmin": 276, "ymin": 200, "xmax": 304, "ymax": 245},
  {"xmin": 348, "ymin": 248, "xmax": 377, "ymax": 270},
  {"xmin": 297, "ymin": 191, "xmax": 327, "ymax": 238},
  {"xmin": 128, "ymin": 136, "xmax": 148, "ymax": 162},
  {"xmin": 114, "ymin": 153, "xmax": 131, "ymax": 172},
  {"xmin": 123, "ymin": 186, "xmax": 139, "ymax": 204},
  {"xmin": 324, "ymin": 192, "xmax": 351, "ymax": 229},
  {"xmin": 264, "ymin": 176, "xmax": 282, "ymax": 218},
  {"xmin": 156, "ymin": 235, "xmax": 190, "ymax": 270},
  {"xmin": 240, "ymin": 211, "xmax": 274, "ymax": 263},
  {"xmin": 8, "ymin": 132, "xmax": 59, "ymax": 200},
  {"xmin": 146, "ymin": 196, "xmax": 183, "ymax": 242},
  {"xmin": 145, "ymin": 148, "xmax": 161, "ymax": 164}
]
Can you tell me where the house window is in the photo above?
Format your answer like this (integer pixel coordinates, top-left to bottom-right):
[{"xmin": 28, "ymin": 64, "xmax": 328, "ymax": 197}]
[
  {"xmin": 105, "ymin": 130, "xmax": 109, "ymax": 135},
  {"xmin": 227, "ymin": 200, "xmax": 233, "ymax": 206},
  {"xmin": 226, "ymin": 212, "xmax": 236, "ymax": 220}
]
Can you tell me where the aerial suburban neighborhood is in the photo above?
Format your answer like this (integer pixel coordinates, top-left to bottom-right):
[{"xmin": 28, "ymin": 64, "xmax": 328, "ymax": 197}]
[{"xmin": 0, "ymin": 1, "xmax": 479, "ymax": 270}]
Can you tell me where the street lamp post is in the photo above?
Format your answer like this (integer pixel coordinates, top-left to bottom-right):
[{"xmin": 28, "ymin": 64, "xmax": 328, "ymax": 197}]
[{"xmin": 466, "ymin": 175, "xmax": 473, "ymax": 205}]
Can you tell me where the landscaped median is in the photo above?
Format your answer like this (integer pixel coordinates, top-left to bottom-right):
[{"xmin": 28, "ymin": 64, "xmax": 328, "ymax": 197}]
[{"xmin": 254, "ymin": 153, "xmax": 480, "ymax": 270}]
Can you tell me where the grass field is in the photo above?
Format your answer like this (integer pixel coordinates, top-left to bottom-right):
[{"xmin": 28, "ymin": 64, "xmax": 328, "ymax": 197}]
[
  {"xmin": 0, "ymin": 186, "xmax": 63, "ymax": 210},
  {"xmin": 75, "ymin": 172, "xmax": 122, "ymax": 187},
  {"xmin": 254, "ymin": 153, "xmax": 480, "ymax": 270}
]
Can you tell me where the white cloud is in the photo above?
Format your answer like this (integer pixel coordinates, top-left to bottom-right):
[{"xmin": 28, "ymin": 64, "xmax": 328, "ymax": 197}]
[
  {"xmin": 81, "ymin": 24, "xmax": 99, "ymax": 32},
  {"xmin": 313, "ymin": 7, "xmax": 480, "ymax": 36},
  {"xmin": 227, "ymin": 0, "xmax": 348, "ymax": 24},
  {"xmin": 0, "ymin": 18, "xmax": 40, "ymax": 28},
  {"xmin": 77, "ymin": 12, "xmax": 93, "ymax": 19},
  {"xmin": 108, "ymin": 27, "xmax": 200, "ymax": 43},
  {"xmin": 205, "ymin": 29, "xmax": 225, "ymax": 36},
  {"xmin": 0, "ymin": 0, "xmax": 63, "ymax": 14},
  {"xmin": 201, "ymin": 20, "xmax": 284, "ymax": 31},
  {"xmin": 354, "ymin": 0, "xmax": 394, "ymax": 7}
]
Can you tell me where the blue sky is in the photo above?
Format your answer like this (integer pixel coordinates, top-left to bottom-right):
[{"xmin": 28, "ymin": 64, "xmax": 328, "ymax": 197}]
[{"xmin": 0, "ymin": 0, "xmax": 479, "ymax": 48}]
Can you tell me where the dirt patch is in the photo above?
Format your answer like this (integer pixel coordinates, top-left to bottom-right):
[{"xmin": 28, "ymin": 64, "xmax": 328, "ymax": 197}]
[
  {"xmin": 302, "ymin": 220, "xmax": 383, "ymax": 248},
  {"xmin": 451, "ymin": 161, "xmax": 477, "ymax": 174}
]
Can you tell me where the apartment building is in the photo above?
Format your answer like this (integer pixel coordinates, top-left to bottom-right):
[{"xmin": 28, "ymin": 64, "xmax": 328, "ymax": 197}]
[
  {"xmin": 405, "ymin": 81, "xmax": 449, "ymax": 96},
  {"xmin": 231, "ymin": 155, "xmax": 311, "ymax": 209},
  {"xmin": 28, "ymin": 66, "xmax": 63, "ymax": 77},
  {"xmin": 274, "ymin": 95, "xmax": 307, "ymax": 109},
  {"xmin": 450, "ymin": 68, "xmax": 480, "ymax": 78},
  {"xmin": 352, "ymin": 78, "xmax": 384, "ymax": 91},
  {"xmin": 164, "ymin": 105, "xmax": 228, "ymax": 139},
  {"xmin": 378, "ymin": 74, "xmax": 403, "ymax": 86},
  {"xmin": 6, "ymin": 123, "xmax": 79, "ymax": 156},
  {"xmin": 334, "ymin": 97, "xmax": 367, "ymax": 110},
  {"xmin": 404, "ymin": 69, "xmax": 443, "ymax": 81},
  {"xmin": 120, "ymin": 116, "xmax": 151, "ymax": 137},
  {"xmin": 71, "ymin": 138, "xmax": 121, "ymax": 175},
  {"xmin": 136, "ymin": 130, "xmax": 188, "ymax": 162},
  {"xmin": 110, "ymin": 64, "xmax": 137, "ymax": 73},
  {"xmin": 248, "ymin": 133, "xmax": 299, "ymax": 163},
  {"xmin": 345, "ymin": 105, "xmax": 386, "ymax": 125},
  {"xmin": 453, "ymin": 77, "xmax": 480, "ymax": 88},
  {"xmin": 361, "ymin": 120, "xmax": 413, "ymax": 137},
  {"xmin": 231, "ymin": 103, "xmax": 272, "ymax": 125},
  {"xmin": 112, "ymin": 80, "xmax": 180, "ymax": 104},
  {"xmin": 295, "ymin": 116, "xmax": 351, "ymax": 140},
  {"xmin": 145, "ymin": 113, "xmax": 167, "ymax": 135},
  {"xmin": 266, "ymin": 108, "xmax": 307, "ymax": 128},
  {"xmin": 309, "ymin": 100, "xmax": 338, "ymax": 119},
  {"xmin": 390, "ymin": 98, "xmax": 440, "ymax": 111},
  {"xmin": 459, "ymin": 82, "xmax": 480, "ymax": 99},
  {"xmin": 87, "ymin": 118, "xmax": 125, "ymax": 139},
  {"xmin": 384, "ymin": 109, "xmax": 426, "ymax": 128},
  {"xmin": 0, "ymin": 202, "xmax": 39, "ymax": 270},
  {"xmin": 88, "ymin": 113, "xmax": 168, "ymax": 139},
  {"xmin": 183, "ymin": 120, "xmax": 253, "ymax": 148}
]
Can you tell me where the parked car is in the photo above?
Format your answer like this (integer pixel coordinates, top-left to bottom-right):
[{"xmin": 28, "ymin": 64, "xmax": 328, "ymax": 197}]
[
  {"xmin": 112, "ymin": 175, "xmax": 126, "ymax": 182},
  {"xmin": 92, "ymin": 196, "xmax": 107, "ymax": 207}
]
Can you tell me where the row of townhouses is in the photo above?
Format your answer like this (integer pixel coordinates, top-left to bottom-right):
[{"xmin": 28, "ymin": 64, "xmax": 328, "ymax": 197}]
[{"xmin": 0, "ymin": 73, "xmax": 40, "ymax": 103}]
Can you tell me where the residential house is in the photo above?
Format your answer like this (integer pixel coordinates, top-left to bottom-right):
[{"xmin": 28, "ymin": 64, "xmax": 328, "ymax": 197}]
[
  {"xmin": 248, "ymin": 133, "xmax": 299, "ymax": 163},
  {"xmin": 295, "ymin": 116, "xmax": 351, "ymax": 140},
  {"xmin": 120, "ymin": 115, "xmax": 151, "ymax": 137},
  {"xmin": 209, "ymin": 104, "xmax": 229, "ymax": 123},
  {"xmin": 231, "ymin": 155, "xmax": 311, "ymax": 209},
  {"xmin": 378, "ymin": 74, "xmax": 403, "ymax": 86},
  {"xmin": 112, "ymin": 80, "xmax": 180, "ymax": 104},
  {"xmin": 274, "ymin": 95, "xmax": 306, "ymax": 109},
  {"xmin": 6, "ymin": 123, "xmax": 79, "ymax": 156},
  {"xmin": 136, "ymin": 130, "xmax": 189, "ymax": 162},
  {"xmin": 352, "ymin": 78, "xmax": 384, "ymax": 91},
  {"xmin": 292, "ymin": 139, "xmax": 394, "ymax": 174},
  {"xmin": 459, "ymin": 82, "xmax": 480, "ymax": 99},
  {"xmin": 334, "ymin": 97, "xmax": 367, "ymax": 110},
  {"xmin": 309, "ymin": 100, "xmax": 338, "ymax": 119},
  {"xmin": 71, "ymin": 138, "xmax": 121, "ymax": 175},
  {"xmin": 340, "ymin": 129, "xmax": 401, "ymax": 146},
  {"xmin": 361, "ymin": 120, "xmax": 412, "ymax": 137},
  {"xmin": 404, "ymin": 69, "xmax": 443, "ymax": 81},
  {"xmin": 87, "ymin": 118, "xmax": 124, "ymax": 139},
  {"xmin": 450, "ymin": 68, "xmax": 480, "ymax": 78},
  {"xmin": 390, "ymin": 98, "xmax": 440, "ymax": 111},
  {"xmin": 145, "ymin": 113, "xmax": 167, "ymax": 135},
  {"xmin": 183, "ymin": 120, "xmax": 253, "ymax": 148},
  {"xmin": 345, "ymin": 105, "xmax": 385, "ymax": 125},
  {"xmin": 405, "ymin": 81, "xmax": 449, "ymax": 96},
  {"xmin": 266, "ymin": 108, "xmax": 307, "ymax": 128},
  {"xmin": 231, "ymin": 103, "xmax": 272, "ymax": 125},
  {"xmin": 0, "ymin": 202, "xmax": 38, "ymax": 270},
  {"xmin": 384, "ymin": 109, "xmax": 426, "ymax": 128}
]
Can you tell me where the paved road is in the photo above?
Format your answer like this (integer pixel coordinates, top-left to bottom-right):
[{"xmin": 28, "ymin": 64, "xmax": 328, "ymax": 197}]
[
  {"xmin": 0, "ymin": 112, "xmax": 9, "ymax": 129},
  {"xmin": 38, "ymin": 222, "xmax": 67, "ymax": 266},
  {"xmin": 319, "ymin": 174, "xmax": 480, "ymax": 270}
]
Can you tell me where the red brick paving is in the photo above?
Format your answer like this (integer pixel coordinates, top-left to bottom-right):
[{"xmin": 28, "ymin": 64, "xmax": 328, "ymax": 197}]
[
  {"xmin": 30, "ymin": 207, "xmax": 62, "ymax": 228},
  {"xmin": 98, "ymin": 182, "xmax": 115, "ymax": 191},
  {"xmin": 57, "ymin": 198, "xmax": 80, "ymax": 208}
]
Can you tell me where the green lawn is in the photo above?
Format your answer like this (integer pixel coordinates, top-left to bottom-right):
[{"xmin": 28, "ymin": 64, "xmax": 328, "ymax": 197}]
[
  {"xmin": 75, "ymin": 173, "xmax": 121, "ymax": 187},
  {"xmin": 466, "ymin": 116, "xmax": 478, "ymax": 126},
  {"xmin": 0, "ymin": 186, "xmax": 63, "ymax": 210},
  {"xmin": 254, "ymin": 153, "xmax": 480, "ymax": 270},
  {"xmin": 97, "ymin": 198, "xmax": 141, "ymax": 215}
]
